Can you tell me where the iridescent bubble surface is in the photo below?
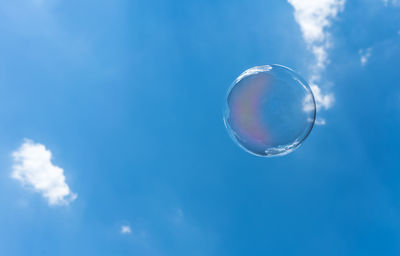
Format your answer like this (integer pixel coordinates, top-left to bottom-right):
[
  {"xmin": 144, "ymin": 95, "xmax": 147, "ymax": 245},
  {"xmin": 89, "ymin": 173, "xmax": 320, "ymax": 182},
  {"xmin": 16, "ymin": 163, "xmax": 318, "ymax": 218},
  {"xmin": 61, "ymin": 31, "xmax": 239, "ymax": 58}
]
[{"xmin": 223, "ymin": 64, "xmax": 316, "ymax": 157}]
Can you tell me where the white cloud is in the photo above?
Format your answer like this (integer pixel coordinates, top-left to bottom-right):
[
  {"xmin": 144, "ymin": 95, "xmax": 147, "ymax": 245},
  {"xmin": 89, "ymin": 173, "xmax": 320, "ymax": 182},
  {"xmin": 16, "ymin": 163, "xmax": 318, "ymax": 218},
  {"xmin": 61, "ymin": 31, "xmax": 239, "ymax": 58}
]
[
  {"xmin": 359, "ymin": 48, "xmax": 372, "ymax": 66},
  {"xmin": 302, "ymin": 84, "xmax": 333, "ymax": 112},
  {"xmin": 288, "ymin": 0, "xmax": 345, "ymax": 124},
  {"xmin": 314, "ymin": 118, "xmax": 327, "ymax": 125},
  {"xmin": 309, "ymin": 83, "xmax": 335, "ymax": 110},
  {"xmin": 121, "ymin": 225, "xmax": 132, "ymax": 234},
  {"xmin": 11, "ymin": 139, "xmax": 77, "ymax": 206},
  {"xmin": 288, "ymin": 0, "xmax": 345, "ymax": 70}
]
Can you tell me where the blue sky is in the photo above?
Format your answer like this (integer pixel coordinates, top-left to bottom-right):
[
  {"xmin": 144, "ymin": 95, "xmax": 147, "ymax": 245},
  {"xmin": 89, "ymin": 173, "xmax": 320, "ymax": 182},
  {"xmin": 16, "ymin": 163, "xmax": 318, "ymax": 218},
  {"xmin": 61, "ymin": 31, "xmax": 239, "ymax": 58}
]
[{"xmin": 0, "ymin": 0, "xmax": 400, "ymax": 255}]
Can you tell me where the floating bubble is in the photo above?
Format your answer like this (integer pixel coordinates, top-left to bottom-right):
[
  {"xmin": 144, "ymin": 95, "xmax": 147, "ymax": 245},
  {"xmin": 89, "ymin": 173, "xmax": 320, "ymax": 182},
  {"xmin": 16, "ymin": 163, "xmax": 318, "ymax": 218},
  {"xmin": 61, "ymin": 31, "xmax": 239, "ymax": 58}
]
[{"xmin": 223, "ymin": 64, "xmax": 316, "ymax": 157}]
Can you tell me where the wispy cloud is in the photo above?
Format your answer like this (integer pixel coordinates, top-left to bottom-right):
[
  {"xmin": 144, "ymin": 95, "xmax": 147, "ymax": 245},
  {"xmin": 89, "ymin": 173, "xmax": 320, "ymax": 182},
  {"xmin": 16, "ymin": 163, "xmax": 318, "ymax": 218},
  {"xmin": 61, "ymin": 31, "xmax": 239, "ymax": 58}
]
[
  {"xmin": 171, "ymin": 208, "xmax": 184, "ymax": 224},
  {"xmin": 121, "ymin": 225, "xmax": 132, "ymax": 234},
  {"xmin": 11, "ymin": 139, "xmax": 77, "ymax": 206},
  {"xmin": 288, "ymin": 0, "xmax": 345, "ymax": 124},
  {"xmin": 383, "ymin": 0, "xmax": 400, "ymax": 7},
  {"xmin": 359, "ymin": 48, "xmax": 372, "ymax": 66},
  {"xmin": 309, "ymin": 84, "xmax": 334, "ymax": 110},
  {"xmin": 32, "ymin": 0, "xmax": 45, "ymax": 5},
  {"xmin": 314, "ymin": 118, "xmax": 327, "ymax": 125}
]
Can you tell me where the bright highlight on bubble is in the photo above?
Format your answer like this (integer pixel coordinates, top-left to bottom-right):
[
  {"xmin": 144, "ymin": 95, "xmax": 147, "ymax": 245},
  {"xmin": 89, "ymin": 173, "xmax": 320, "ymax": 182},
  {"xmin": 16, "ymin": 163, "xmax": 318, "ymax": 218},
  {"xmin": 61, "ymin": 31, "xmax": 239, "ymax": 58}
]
[{"xmin": 223, "ymin": 64, "xmax": 316, "ymax": 157}]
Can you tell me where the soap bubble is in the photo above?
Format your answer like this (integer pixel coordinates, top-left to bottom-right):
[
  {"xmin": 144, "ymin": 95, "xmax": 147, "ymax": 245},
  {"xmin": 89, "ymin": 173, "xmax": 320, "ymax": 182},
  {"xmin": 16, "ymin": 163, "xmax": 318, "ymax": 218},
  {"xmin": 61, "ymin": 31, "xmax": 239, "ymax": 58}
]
[{"xmin": 223, "ymin": 64, "xmax": 316, "ymax": 157}]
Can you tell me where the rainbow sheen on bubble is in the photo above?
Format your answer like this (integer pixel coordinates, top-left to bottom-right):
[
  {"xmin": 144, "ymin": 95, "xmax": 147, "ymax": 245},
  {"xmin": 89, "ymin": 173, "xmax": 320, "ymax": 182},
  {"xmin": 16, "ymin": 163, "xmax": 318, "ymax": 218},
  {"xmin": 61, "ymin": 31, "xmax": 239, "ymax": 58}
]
[{"xmin": 223, "ymin": 65, "xmax": 316, "ymax": 157}]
